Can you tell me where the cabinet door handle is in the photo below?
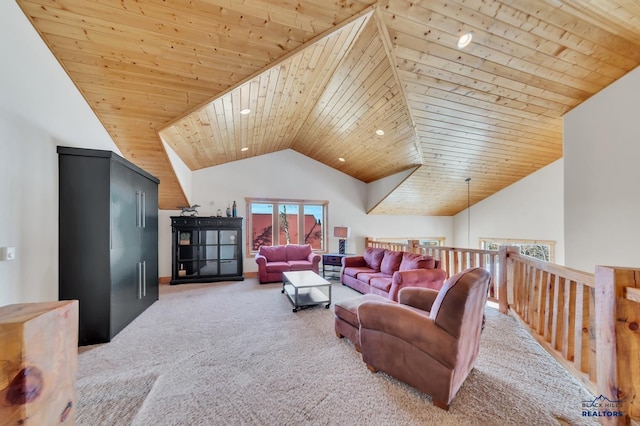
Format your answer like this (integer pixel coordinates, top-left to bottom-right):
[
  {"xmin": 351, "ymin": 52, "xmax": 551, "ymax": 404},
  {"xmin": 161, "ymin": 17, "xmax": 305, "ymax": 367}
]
[
  {"xmin": 142, "ymin": 260, "xmax": 147, "ymax": 297},
  {"xmin": 137, "ymin": 262, "xmax": 142, "ymax": 299},
  {"xmin": 136, "ymin": 190, "xmax": 141, "ymax": 228},
  {"xmin": 141, "ymin": 192, "xmax": 146, "ymax": 228}
]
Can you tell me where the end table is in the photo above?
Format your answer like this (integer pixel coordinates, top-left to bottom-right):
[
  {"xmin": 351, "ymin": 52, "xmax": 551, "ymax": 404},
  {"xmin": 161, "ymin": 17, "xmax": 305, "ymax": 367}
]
[{"xmin": 322, "ymin": 253, "xmax": 353, "ymax": 279}]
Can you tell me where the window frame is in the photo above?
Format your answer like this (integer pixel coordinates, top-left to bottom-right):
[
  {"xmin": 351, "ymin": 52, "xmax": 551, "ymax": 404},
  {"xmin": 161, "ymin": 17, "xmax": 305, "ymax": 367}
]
[
  {"xmin": 479, "ymin": 237, "xmax": 555, "ymax": 262},
  {"xmin": 245, "ymin": 197, "xmax": 328, "ymax": 256},
  {"xmin": 372, "ymin": 237, "xmax": 445, "ymax": 246}
]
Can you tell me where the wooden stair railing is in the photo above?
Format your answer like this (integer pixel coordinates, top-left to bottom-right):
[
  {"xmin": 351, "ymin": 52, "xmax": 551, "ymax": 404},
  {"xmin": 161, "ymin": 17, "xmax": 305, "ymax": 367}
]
[{"xmin": 504, "ymin": 250, "xmax": 597, "ymax": 395}]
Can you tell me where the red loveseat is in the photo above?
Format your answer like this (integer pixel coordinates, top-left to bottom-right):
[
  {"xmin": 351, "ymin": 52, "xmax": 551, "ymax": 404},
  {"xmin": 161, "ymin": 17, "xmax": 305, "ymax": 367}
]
[
  {"xmin": 255, "ymin": 244, "xmax": 321, "ymax": 284},
  {"xmin": 340, "ymin": 247, "xmax": 447, "ymax": 301}
]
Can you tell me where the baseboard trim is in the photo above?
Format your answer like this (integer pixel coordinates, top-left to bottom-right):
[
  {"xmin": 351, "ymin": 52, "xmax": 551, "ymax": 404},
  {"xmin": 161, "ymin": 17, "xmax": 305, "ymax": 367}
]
[{"xmin": 159, "ymin": 273, "xmax": 256, "ymax": 283}]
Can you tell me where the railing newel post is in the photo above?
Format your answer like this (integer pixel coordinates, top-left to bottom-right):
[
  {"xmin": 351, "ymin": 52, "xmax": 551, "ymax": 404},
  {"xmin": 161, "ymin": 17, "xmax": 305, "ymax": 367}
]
[
  {"xmin": 595, "ymin": 266, "xmax": 640, "ymax": 425},
  {"xmin": 498, "ymin": 246, "xmax": 516, "ymax": 314}
]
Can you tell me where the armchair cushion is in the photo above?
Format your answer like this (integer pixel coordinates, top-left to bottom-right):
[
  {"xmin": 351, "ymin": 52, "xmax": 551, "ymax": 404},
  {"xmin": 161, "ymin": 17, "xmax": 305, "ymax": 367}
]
[{"xmin": 398, "ymin": 287, "xmax": 439, "ymax": 312}]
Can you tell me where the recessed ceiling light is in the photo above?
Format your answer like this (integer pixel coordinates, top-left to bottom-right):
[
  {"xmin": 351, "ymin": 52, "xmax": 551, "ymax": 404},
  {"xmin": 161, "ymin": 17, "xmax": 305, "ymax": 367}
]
[
  {"xmin": 375, "ymin": 129, "xmax": 385, "ymax": 136},
  {"xmin": 240, "ymin": 108, "xmax": 251, "ymax": 115},
  {"xmin": 241, "ymin": 147, "xmax": 249, "ymax": 152},
  {"xmin": 457, "ymin": 32, "xmax": 473, "ymax": 49},
  {"xmin": 338, "ymin": 157, "xmax": 345, "ymax": 162}
]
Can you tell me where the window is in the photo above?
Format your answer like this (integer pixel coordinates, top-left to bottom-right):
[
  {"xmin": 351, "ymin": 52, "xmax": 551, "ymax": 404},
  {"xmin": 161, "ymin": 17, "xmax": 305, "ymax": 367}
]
[
  {"xmin": 372, "ymin": 237, "xmax": 445, "ymax": 247},
  {"xmin": 246, "ymin": 198, "xmax": 327, "ymax": 254},
  {"xmin": 419, "ymin": 238, "xmax": 445, "ymax": 247},
  {"xmin": 480, "ymin": 238, "xmax": 555, "ymax": 262}
]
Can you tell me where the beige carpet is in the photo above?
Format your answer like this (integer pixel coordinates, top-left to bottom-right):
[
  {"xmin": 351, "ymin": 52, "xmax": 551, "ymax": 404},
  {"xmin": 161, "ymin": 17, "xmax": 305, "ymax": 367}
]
[{"xmin": 76, "ymin": 278, "xmax": 598, "ymax": 425}]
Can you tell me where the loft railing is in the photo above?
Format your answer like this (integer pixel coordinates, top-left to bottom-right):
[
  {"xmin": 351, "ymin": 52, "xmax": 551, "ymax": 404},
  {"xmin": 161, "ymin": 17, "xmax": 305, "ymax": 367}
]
[
  {"xmin": 504, "ymin": 248, "xmax": 597, "ymax": 394},
  {"xmin": 364, "ymin": 238, "xmax": 640, "ymax": 424}
]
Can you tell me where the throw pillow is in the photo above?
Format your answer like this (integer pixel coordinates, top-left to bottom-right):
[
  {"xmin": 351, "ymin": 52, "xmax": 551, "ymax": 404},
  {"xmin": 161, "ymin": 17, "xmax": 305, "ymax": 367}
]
[
  {"xmin": 399, "ymin": 252, "xmax": 436, "ymax": 271},
  {"xmin": 259, "ymin": 245, "xmax": 287, "ymax": 262},
  {"xmin": 285, "ymin": 244, "xmax": 312, "ymax": 261},
  {"xmin": 363, "ymin": 247, "xmax": 385, "ymax": 271},
  {"xmin": 380, "ymin": 250, "xmax": 403, "ymax": 275}
]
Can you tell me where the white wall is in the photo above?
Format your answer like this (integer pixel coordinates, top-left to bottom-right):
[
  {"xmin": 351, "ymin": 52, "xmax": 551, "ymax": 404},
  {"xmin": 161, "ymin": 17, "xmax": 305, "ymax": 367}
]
[
  {"xmin": 366, "ymin": 167, "xmax": 416, "ymax": 212},
  {"xmin": 564, "ymin": 66, "xmax": 640, "ymax": 272},
  {"xmin": 157, "ymin": 150, "xmax": 453, "ymax": 277},
  {"xmin": 162, "ymin": 138, "xmax": 192, "ymax": 204},
  {"xmin": 452, "ymin": 159, "xmax": 565, "ymax": 265},
  {"xmin": 0, "ymin": 1, "xmax": 118, "ymax": 306}
]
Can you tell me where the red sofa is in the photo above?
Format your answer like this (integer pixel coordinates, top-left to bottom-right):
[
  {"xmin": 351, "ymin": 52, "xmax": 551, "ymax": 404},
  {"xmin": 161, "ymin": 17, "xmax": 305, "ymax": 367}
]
[
  {"xmin": 255, "ymin": 244, "xmax": 321, "ymax": 284},
  {"xmin": 341, "ymin": 247, "xmax": 447, "ymax": 301}
]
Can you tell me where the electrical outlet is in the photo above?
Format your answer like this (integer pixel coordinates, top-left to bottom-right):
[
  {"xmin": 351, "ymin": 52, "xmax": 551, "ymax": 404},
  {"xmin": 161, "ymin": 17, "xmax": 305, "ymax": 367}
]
[{"xmin": 1, "ymin": 247, "xmax": 16, "ymax": 261}]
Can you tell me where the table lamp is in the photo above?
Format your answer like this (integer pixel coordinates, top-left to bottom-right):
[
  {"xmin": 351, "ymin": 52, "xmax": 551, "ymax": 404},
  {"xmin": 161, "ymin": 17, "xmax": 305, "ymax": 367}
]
[{"xmin": 333, "ymin": 226, "xmax": 351, "ymax": 254}]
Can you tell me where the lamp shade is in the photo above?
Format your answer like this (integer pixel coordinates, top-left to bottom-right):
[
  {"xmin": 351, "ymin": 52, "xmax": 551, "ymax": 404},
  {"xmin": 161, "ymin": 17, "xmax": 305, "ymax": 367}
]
[{"xmin": 333, "ymin": 226, "xmax": 351, "ymax": 239}]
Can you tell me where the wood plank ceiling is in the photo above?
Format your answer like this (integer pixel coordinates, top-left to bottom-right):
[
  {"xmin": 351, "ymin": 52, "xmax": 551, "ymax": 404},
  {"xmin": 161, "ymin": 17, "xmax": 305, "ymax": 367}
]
[{"xmin": 16, "ymin": 0, "xmax": 640, "ymax": 215}]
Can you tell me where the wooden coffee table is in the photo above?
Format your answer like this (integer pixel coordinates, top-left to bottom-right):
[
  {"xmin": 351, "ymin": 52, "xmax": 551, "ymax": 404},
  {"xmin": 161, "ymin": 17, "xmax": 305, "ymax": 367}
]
[{"xmin": 282, "ymin": 271, "xmax": 332, "ymax": 312}]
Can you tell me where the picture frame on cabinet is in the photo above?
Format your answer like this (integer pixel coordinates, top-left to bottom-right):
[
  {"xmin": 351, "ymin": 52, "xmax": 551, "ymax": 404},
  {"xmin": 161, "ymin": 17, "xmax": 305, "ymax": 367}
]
[{"xmin": 179, "ymin": 232, "xmax": 191, "ymax": 245}]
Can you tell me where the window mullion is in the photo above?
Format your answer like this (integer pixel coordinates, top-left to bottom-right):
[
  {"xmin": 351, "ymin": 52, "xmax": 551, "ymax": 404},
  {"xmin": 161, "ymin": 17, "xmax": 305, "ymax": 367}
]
[
  {"xmin": 298, "ymin": 203, "xmax": 304, "ymax": 245},
  {"xmin": 272, "ymin": 203, "xmax": 279, "ymax": 245}
]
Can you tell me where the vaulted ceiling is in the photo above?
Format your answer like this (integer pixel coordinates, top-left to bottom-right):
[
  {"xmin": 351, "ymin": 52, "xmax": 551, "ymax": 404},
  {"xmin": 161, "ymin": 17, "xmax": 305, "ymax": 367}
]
[{"xmin": 16, "ymin": 0, "xmax": 640, "ymax": 214}]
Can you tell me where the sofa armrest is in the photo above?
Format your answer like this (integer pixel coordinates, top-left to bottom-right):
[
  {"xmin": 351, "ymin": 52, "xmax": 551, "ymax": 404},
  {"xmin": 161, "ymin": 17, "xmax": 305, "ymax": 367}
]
[
  {"xmin": 358, "ymin": 301, "xmax": 457, "ymax": 368},
  {"xmin": 255, "ymin": 253, "xmax": 267, "ymax": 267},
  {"xmin": 398, "ymin": 287, "xmax": 439, "ymax": 312},
  {"xmin": 388, "ymin": 268, "xmax": 447, "ymax": 302},
  {"xmin": 342, "ymin": 255, "xmax": 366, "ymax": 268},
  {"xmin": 307, "ymin": 251, "xmax": 321, "ymax": 267}
]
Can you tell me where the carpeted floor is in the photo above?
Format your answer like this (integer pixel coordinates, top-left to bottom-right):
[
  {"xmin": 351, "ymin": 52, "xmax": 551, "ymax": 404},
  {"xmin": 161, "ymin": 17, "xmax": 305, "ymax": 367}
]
[{"xmin": 76, "ymin": 278, "xmax": 598, "ymax": 425}]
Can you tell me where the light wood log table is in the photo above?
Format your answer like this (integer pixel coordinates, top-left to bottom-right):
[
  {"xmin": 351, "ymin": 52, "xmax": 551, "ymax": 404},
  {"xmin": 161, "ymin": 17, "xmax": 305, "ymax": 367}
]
[{"xmin": 0, "ymin": 300, "xmax": 79, "ymax": 425}]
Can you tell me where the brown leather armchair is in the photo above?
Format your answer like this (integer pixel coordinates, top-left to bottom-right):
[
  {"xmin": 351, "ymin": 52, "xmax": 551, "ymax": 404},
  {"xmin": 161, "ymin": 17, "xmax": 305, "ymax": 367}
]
[{"xmin": 357, "ymin": 267, "xmax": 491, "ymax": 410}]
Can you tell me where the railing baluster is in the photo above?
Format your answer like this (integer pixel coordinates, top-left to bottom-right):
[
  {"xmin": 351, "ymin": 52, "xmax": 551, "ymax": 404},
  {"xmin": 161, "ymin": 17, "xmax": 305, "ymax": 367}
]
[
  {"xmin": 535, "ymin": 270, "xmax": 546, "ymax": 334},
  {"xmin": 588, "ymin": 286, "xmax": 597, "ymax": 385},
  {"xmin": 551, "ymin": 275, "xmax": 563, "ymax": 351},
  {"xmin": 562, "ymin": 280, "xmax": 576, "ymax": 362},
  {"xmin": 543, "ymin": 272, "xmax": 554, "ymax": 342},
  {"xmin": 574, "ymin": 283, "xmax": 588, "ymax": 373}
]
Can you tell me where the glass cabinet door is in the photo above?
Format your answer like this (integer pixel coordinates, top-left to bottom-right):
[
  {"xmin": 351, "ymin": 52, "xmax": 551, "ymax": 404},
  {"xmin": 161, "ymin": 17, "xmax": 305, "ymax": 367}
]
[
  {"xmin": 219, "ymin": 230, "xmax": 237, "ymax": 247},
  {"xmin": 219, "ymin": 230, "xmax": 238, "ymax": 274},
  {"xmin": 194, "ymin": 230, "xmax": 216, "ymax": 277}
]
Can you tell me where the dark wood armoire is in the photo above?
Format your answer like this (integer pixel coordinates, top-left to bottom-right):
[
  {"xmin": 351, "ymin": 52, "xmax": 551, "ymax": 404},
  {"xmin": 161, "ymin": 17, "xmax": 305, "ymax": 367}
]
[{"xmin": 57, "ymin": 146, "xmax": 159, "ymax": 345}]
